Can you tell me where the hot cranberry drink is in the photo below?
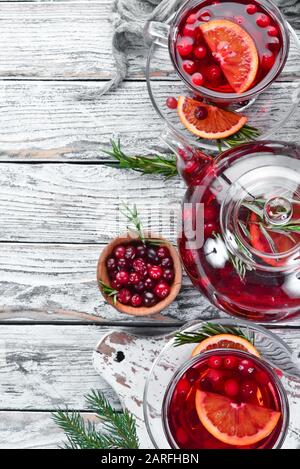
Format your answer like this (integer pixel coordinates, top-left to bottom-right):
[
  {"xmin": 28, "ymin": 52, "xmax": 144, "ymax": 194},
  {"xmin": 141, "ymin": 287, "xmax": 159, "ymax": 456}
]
[{"xmin": 163, "ymin": 350, "xmax": 288, "ymax": 449}]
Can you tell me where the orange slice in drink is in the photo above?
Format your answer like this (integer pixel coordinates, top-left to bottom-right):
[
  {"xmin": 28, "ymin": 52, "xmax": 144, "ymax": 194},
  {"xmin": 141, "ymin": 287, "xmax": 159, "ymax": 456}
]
[
  {"xmin": 195, "ymin": 390, "xmax": 281, "ymax": 446},
  {"xmin": 191, "ymin": 333, "xmax": 260, "ymax": 357},
  {"xmin": 200, "ymin": 19, "xmax": 259, "ymax": 93},
  {"xmin": 177, "ymin": 96, "xmax": 247, "ymax": 139}
]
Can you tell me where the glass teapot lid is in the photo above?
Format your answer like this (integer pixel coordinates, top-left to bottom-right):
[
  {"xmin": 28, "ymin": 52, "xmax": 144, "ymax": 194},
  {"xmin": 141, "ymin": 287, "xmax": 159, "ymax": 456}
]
[{"xmin": 207, "ymin": 141, "xmax": 300, "ymax": 271}]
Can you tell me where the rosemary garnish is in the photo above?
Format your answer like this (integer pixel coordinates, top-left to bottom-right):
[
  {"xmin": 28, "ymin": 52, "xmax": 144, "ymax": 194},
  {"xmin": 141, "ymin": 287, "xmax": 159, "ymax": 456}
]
[
  {"xmin": 52, "ymin": 390, "xmax": 139, "ymax": 449},
  {"xmin": 98, "ymin": 281, "xmax": 118, "ymax": 305},
  {"xmin": 103, "ymin": 139, "xmax": 177, "ymax": 179},
  {"xmin": 221, "ymin": 125, "xmax": 261, "ymax": 147},
  {"xmin": 174, "ymin": 322, "xmax": 254, "ymax": 347},
  {"xmin": 214, "ymin": 232, "xmax": 253, "ymax": 281},
  {"xmin": 120, "ymin": 203, "xmax": 145, "ymax": 243}
]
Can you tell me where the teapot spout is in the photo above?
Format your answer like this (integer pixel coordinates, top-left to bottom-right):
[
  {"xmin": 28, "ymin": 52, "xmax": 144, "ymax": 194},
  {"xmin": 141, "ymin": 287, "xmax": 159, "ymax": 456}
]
[{"xmin": 160, "ymin": 127, "xmax": 213, "ymax": 185}]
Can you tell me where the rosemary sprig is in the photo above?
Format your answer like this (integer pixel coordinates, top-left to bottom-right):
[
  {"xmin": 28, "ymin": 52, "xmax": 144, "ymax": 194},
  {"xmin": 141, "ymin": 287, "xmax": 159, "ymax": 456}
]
[
  {"xmin": 214, "ymin": 232, "xmax": 253, "ymax": 281},
  {"xmin": 98, "ymin": 281, "xmax": 118, "ymax": 305},
  {"xmin": 221, "ymin": 125, "xmax": 261, "ymax": 147},
  {"xmin": 103, "ymin": 139, "xmax": 177, "ymax": 179},
  {"xmin": 174, "ymin": 322, "xmax": 254, "ymax": 347},
  {"xmin": 52, "ymin": 390, "xmax": 139, "ymax": 449},
  {"xmin": 120, "ymin": 203, "xmax": 145, "ymax": 243}
]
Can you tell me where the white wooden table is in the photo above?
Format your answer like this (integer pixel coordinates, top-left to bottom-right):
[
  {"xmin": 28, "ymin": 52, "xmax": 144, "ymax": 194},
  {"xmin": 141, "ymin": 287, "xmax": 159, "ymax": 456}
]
[{"xmin": 0, "ymin": 0, "xmax": 299, "ymax": 449}]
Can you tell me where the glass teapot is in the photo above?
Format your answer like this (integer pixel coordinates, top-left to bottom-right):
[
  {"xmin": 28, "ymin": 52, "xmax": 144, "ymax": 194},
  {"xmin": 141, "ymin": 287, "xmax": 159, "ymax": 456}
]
[{"xmin": 163, "ymin": 128, "xmax": 300, "ymax": 322}]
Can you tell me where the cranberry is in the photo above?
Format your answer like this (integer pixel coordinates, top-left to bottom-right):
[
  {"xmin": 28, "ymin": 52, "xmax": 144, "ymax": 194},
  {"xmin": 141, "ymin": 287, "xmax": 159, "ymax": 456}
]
[
  {"xmin": 132, "ymin": 258, "xmax": 147, "ymax": 275},
  {"xmin": 275, "ymin": 368, "xmax": 283, "ymax": 378},
  {"xmin": 136, "ymin": 244, "xmax": 146, "ymax": 257},
  {"xmin": 117, "ymin": 288, "xmax": 131, "ymax": 305},
  {"xmin": 154, "ymin": 281, "xmax": 170, "ymax": 299},
  {"xmin": 134, "ymin": 281, "xmax": 145, "ymax": 293},
  {"xmin": 143, "ymin": 291, "xmax": 158, "ymax": 307},
  {"xmin": 111, "ymin": 279, "xmax": 121, "ymax": 290},
  {"xmin": 241, "ymin": 379, "xmax": 257, "ymax": 400},
  {"xmin": 208, "ymin": 356, "xmax": 223, "ymax": 369},
  {"xmin": 256, "ymin": 13, "xmax": 271, "ymax": 28},
  {"xmin": 223, "ymin": 356, "xmax": 239, "ymax": 369},
  {"xmin": 124, "ymin": 245, "xmax": 136, "ymax": 261},
  {"xmin": 146, "ymin": 247, "xmax": 159, "ymax": 263},
  {"xmin": 115, "ymin": 270, "xmax": 129, "ymax": 286},
  {"xmin": 131, "ymin": 294, "xmax": 143, "ymax": 307},
  {"xmin": 186, "ymin": 367, "xmax": 199, "ymax": 383},
  {"xmin": 204, "ymin": 222, "xmax": 216, "ymax": 238},
  {"xmin": 207, "ymin": 369, "xmax": 223, "ymax": 383},
  {"xmin": 194, "ymin": 106, "xmax": 208, "ymax": 120},
  {"xmin": 183, "ymin": 59, "xmax": 196, "ymax": 75},
  {"xmin": 199, "ymin": 10, "xmax": 211, "ymax": 22},
  {"xmin": 113, "ymin": 245, "xmax": 126, "ymax": 259},
  {"xmin": 224, "ymin": 378, "xmax": 239, "ymax": 397},
  {"xmin": 234, "ymin": 16, "xmax": 244, "ymax": 25},
  {"xmin": 106, "ymin": 256, "xmax": 117, "ymax": 271},
  {"xmin": 261, "ymin": 51, "xmax": 275, "ymax": 69},
  {"xmin": 176, "ymin": 36, "xmax": 194, "ymax": 57},
  {"xmin": 267, "ymin": 25, "xmax": 278, "ymax": 36},
  {"xmin": 192, "ymin": 72, "xmax": 204, "ymax": 86},
  {"xmin": 183, "ymin": 23, "xmax": 198, "ymax": 38},
  {"xmin": 238, "ymin": 359, "xmax": 256, "ymax": 376},
  {"xmin": 255, "ymin": 371, "xmax": 269, "ymax": 385},
  {"xmin": 117, "ymin": 258, "xmax": 128, "ymax": 269},
  {"xmin": 268, "ymin": 37, "xmax": 280, "ymax": 51},
  {"xmin": 157, "ymin": 246, "xmax": 170, "ymax": 259},
  {"xmin": 186, "ymin": 13, "xmax": 197, "ymax": 24},
  {"xmin": 148, "ymin": 265, "xmax": 163, "ymax": 280},
  {"xmin": 177, "ymin": 378, "xmax": 190, "ymax": 397},
  {"xmin": 194, "ymin": 45, "xmax": 207, "ymax": 59},
  {"xmin": 166, "ymin": 96, "xmax": 178, "ymax": 109},
  {"xmin": 199, "ymin": 377, "xmax": 212, "ymax": 391},
  {"xmin": 206, "ymin": 64, "xmax": 222, "ymax": 81},
  {"xmin": 163, "ymin": 268, "xmax": 175, "ymax": 283},
  {"xmin": 128, "ymin": 271, "xmax": 141, "ymax": 285},
  {"xmin": 246, "ymin": 4, "xmax": 257, "ymax": 14},
  {"xmin": 144, "ymin": 277, "xmax": 155, "ymax": 290},
  {"xmin": 161, "ymin": 257, "xmax": 173, "ymax": 268}
]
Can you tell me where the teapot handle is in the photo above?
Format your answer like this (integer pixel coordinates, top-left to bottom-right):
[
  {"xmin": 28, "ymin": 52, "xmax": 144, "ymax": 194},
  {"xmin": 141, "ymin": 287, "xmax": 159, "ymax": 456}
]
[{"xmin": 144, "ymin": 21, "xmax": 170, "ymax": 47}]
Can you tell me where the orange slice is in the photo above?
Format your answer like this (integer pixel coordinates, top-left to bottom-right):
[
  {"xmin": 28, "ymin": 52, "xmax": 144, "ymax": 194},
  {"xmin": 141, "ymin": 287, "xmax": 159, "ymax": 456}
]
[
  {"xmin": 191, "ymin": 333, "xmax": 260, "ymax": 357},
  {"xmin": 195, "ymin": 390, "xmax": 281, "ymax": 446},
  {"xmin": 177, "ymin": 96, "xmax": 247, "ymax": 139},
  {"xmin": 200, "ymin": 19, "xmax": 259, "ymax": 93}
]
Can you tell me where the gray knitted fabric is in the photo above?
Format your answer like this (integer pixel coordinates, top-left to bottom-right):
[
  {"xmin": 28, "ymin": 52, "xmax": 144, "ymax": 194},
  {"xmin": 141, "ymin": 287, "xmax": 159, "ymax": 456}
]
[{"xmin": 102, "ymin": 0, "xmax": 300, "ymax": 96}]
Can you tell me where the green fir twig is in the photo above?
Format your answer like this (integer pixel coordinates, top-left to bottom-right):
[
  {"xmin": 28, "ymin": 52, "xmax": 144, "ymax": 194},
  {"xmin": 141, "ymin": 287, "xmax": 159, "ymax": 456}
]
[{"xmin": 174, "ymin": 322, "xmax": 254, "ymax": 347}]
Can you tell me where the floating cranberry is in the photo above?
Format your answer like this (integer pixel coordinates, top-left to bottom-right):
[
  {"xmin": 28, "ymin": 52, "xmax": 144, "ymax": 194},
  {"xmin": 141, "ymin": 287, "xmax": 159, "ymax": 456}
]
[
  {"xmin": 207, "ymin": 369, "xmax": 223, "ymax": 383},
  {"xmin": 256, "ymin": 13, "xmax": 271, "ymax": 28},
  {"xmin": 192, "ymin": 72, "xmax": 204, "ymax": 86},
  {"xmin": 241, "ymin": 379, "xmax": 257, "ymax": 399},
  {"xmin": 176, "ymin": 36, "xmax": 194, "ymax": 57},
  {"xmin": 117, "ymin": 288, "xmax": 131, "ymax": 305},
  {"xmin": 255, "ymin": 370, "xmax": 269, "ymax": 384},
  {"xmin": 148, "ymin": 265, "xmax": 163, "ymax": 280},
  {"xmin": 194, "ymin": 106, "xmax": 208, "ymax": 120},
  {"xmin": 238, "ymin": 359, "xmax": 256, "ymax": 376},
  {"xmin": 143, "ymin": 291, "xmax": 158, "ymax": 307},
  {"xmin": 206, "ymin": 64, "xmax": 222, "ymax": 81},
  {"xmin": 133, "ymin": 258, "xmax": 147, "ymax": 275},
  {"xmin": 116, "ymin": 270, "xmax": 129, "ymax": 286},
  {"xmin": 194, "ymin": 44, "xmax": 207, "ymax": 59},
  {"xmin": 261, "ymin": 50, "xmax": 275, "ymax": 69},
  {"xmin": 117, "ymin": 258, "xmax": 128, "ymax": 269},
  {"xmin": 131, "ymin": 294, "xmax": 143, "ymax": 307},
  {"xmin": 128, "ymin": 271, "xmax": 141, "ymax": 285},
  {"xmin": 199, "ymin": 10, "xmax": 211, "ymax": 22},
  {"xmin": 161, "ymin": 257, "xmax": 174, "ymax": 268},
  {"xmin": 246, "ymin": 4, "xmax": 257, "ymax": 15},
  {"xmin": 106, "ymin": 256, "xmax": 117, "ymax": 271},
  {"xmin": 163, "ymin": 268, "xmax": 175, "ymax": 283},
  {"xmin": 183, "ymin": 23, "xmax": 198, "ymax": 38},
  {"xmin": 186, "ymin": 367, "xmax": 199, "ymax": 383},
  {"xmin": 136, "ymin": 244, "xmax": 147, "ymax": 257},
  {"xmin": 154, "ymin": 281, "xmax": 170, "ymax": 299},
  {"xmin": 134, "ymin": 280, "xmax": 146, "ymax": 293},
  {"xmin": 199, "ymin": 377, "xmax": 212, "ymax": 391},
  {"xmin": 113, "ymin": 245, "xmax": 126, "ymax": 259},
  {"xmin": 267, "ymin": 25, "xmax": 278, "ymax": 36},
  {"xmin": 183, "ymin": 59, "xmax": 196, "ymax": 75},
  {"xmin": 157, "ymin": 246, "xmax": 170, "ymax": 259},
  {"xmin": 124, "ymin": 245, "xmax": 136, "ymax": 260},
  {"xmin": 186, "ymin": 13, "xmax": 197, "ymax": 24},
  {"xmin": 223, "ymin": 355, "xmax": 239, "ymax": 369},
  {"xmin": 268, "ymin": 37, "xmax": 280, "ymax": 51},
  {"xmin": 208, "ymin": 356, "xmax": 223, "ymax": 369},
  {"xmin": 224, "ymin": 378, "xmax": 239, "ymax": 397},
  {"xmin": 177, "ymin": 378, "xmax": 190, "ymax": 397},
  {"xmin": 166, "ymin": 96, "xmax": 178, "ymax": 109},
  {"xmin": 111, "ymin": 279, "xmax": 121, "ymax": 290},
  {"xmin": 146, "ymin": 247, "xmax": 159, "ymax": 263}
]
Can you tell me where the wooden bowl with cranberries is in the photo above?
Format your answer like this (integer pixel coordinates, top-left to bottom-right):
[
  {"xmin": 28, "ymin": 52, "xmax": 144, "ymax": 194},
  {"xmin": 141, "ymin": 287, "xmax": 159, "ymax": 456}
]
[{"xmin": 97, "ymin": 233, "xmax": 182, "ymax": 316}]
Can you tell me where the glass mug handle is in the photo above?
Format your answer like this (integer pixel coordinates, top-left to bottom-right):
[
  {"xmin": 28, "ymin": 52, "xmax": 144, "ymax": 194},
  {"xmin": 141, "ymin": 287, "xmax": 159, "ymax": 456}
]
[{"xmin": 144, "ymin": 21, "xmax": 170, "ymax": 48}]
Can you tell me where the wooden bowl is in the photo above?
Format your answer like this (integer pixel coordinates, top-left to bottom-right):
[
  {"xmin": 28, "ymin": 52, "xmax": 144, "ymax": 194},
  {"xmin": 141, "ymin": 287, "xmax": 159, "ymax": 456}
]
[{"xmin": 97, "ymin": 232, "xmax": 182, "ymax": 316}]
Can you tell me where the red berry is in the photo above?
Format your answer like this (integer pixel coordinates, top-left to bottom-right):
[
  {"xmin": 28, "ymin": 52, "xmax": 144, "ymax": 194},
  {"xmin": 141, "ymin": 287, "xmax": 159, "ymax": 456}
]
[
  {"xmin": 106, "ymin": 256, "xmax": 117, "ymax": 271},
  {"xmin": 134, "ymin": 280, "xmax": 145, "ymax": 293},
  {"xmin": 223, "ymin": 356, "xmax": 239, "ymax": 369},
  {"xmin": 207, "ymin": 369, "xmax": 223, "ymax": 383},
  {"xmin": 246, "ymin": 4, "xmax": 257, "ymax": 14},
  {"xmin": 199, "ymin": 377, "xmax": 212, "ymax": 391},
  {"xmin": 256, "ymin": 13, "xmax": 271, "ymax": 28},
  {"xmin": 166, "ymin": 96, "xmax": 178, "ymax": 109},
  {"xmin": 186, "ymin": 367, "xmax": 199, "ymax": 383},
  {"xmin": 267, "ymin": 25, "xmax": 278, "ymax": 36},
  {"xmin": 234, "ymin": 16, "xmax": 244, "ymax": 25},
  {"xmin": 146, "ymin": 247, "xmax": 159, "ymax": 263},
  {"xmin": 268, "ymin": 37, "xmax": 280, "ymax": 51},
  {"xmin": 143, "ymin": 291, "xmax": 158, "ymax": 307},
  {"xmin": 124, "ymin": 245, "xmax": 136, "ymax": 260},
  {"xmin": 186, "ymin": 13, "xmax": 197, "ymax": 24},
  {"xmin": 115, "ymin": 270, "xmax": 129, "ymax": 286},
  {"xmin": 238, "ymin": 359, "xmax": 256, "ymax": 376},
  {"xmin": 194, "ymin": 106, "xmax": 208, "ymax": 120},
  {"xmin": 177, "ymin": 378, "xmax": 190, "ymax": 397},
  {"xmin": 128, "ymin": 271, "xmax": 141, "ymax": 285},
  {"xmin": 224, "ymin": 378, "xmax": 239, "ymax": 397},
  {"xmin": 160, "ymin": 257, "xmax": 173, "ymax": 268},
  {"xmin": 206, "ymin": 64, "xmax": 222, "ymax": 81},
  {"xmin": 157, "ymin": 246, "xmax": 170, "ymax": 259},
  {"xmin": 117, "ymin": 288, "xmax": 131, "ymax": 304},
  {"xmin": 255, "ymin": 371, "xmax": 269, "ymax": 384},
  {"xmin": 182, "ymin": 59, "xmax": 196, "ymax": 75},
  {"xmin": 163, "ymin": 268, "xmax": 175, "ymax": 283},
  {"xmin": 148, "ymin": 265, "xmax": 163, "ymax": 280},
  {"xmin": 131, "ymin": 294, "xmax": 143, "ymax": 307},
  {"xmin": 144, "ymin": 277, "xmax": 155, "ymax": 290},
  {"xmin": 194, "ymin": 45, "xmax": 207, "ymax": 59},
  {"xmin": 113, "ymin": 245, "xmax": 126, "ymax": 259},
  {"xmin": 241, "ymin": 379, "xmax": 257, "ymax": 400},
  {"xmin": 192, "ymin": 72, "xmax": 204, "ymax": 86},
  {"xmin": 261, "ymin": 51, "xmax": 275, "ymax": 69},
  {"xmin": 204, "ymin": 222, "xmax": 216, "ymax": 238},
  {"xmin": 199, "ymin": 10, "xmax": 211, "ymax": 22},
  {"xmin": 275, "ymin": 368, "xmax": 283, "ymax": 378},
  {"xmin": 183, "ymin": 23, "xmax": 198, "ymax": 38},
  {"xmin": 154, "ymin": 281, "xmax": 170, "ymax": 299},
  {"xmin": 136, "ymin": 244, "xmax": 146, "ymax": 257},
  {"xmin": 176, "ymin": 36, "xmax": 194, "ymax": 57},
  {"xmin": 111, "ymin": 279, "xmax": 121, "ymax": 290},
  {"xmin": 133, "ymin": 258, "xmax": 147, "ymax": 275},
  {"xmin": 117, "ymin": 258, "xmax": 128, "ymax": 269},
  {"xmin": 208, "ymin": 356, "xmax": 223, "ymax": 369}
]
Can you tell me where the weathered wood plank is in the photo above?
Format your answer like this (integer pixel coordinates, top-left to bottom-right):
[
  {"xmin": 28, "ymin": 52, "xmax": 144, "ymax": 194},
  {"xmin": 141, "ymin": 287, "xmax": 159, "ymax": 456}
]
[
  {"xmin": 0, "ymin": 81, "xmax": 298, "ymax": 161},
  {"xmin": 0, "ymin": 2, "xmax": 297, "ymax": 80}
]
